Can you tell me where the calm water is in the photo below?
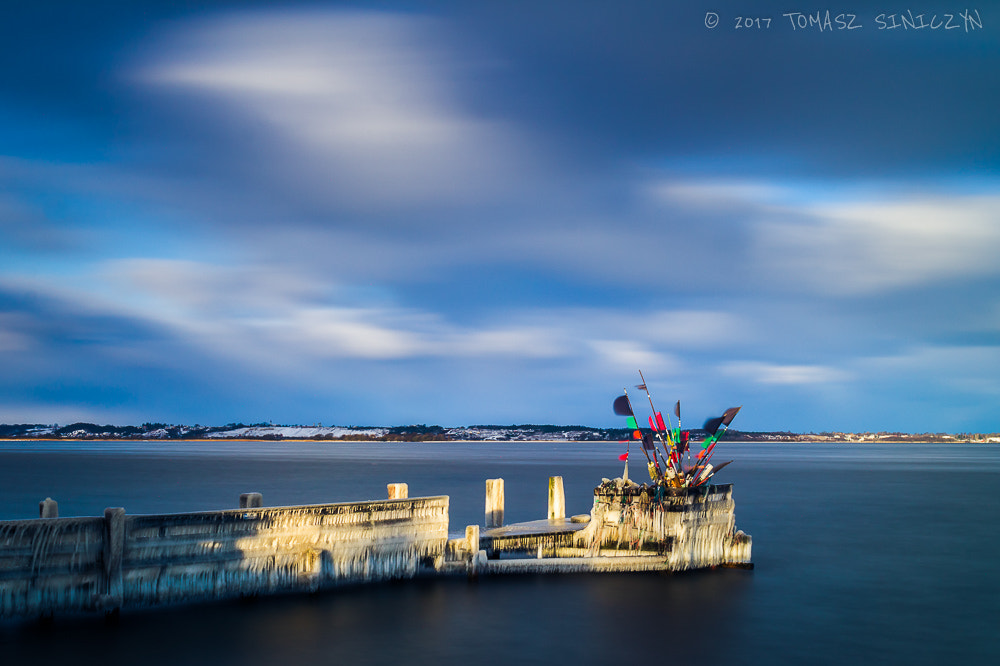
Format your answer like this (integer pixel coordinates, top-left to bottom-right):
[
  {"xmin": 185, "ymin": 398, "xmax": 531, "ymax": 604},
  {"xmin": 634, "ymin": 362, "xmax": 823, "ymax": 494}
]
[{"xmin": 1, "ymin": 440, "xmax": 998, "ymax": 665}]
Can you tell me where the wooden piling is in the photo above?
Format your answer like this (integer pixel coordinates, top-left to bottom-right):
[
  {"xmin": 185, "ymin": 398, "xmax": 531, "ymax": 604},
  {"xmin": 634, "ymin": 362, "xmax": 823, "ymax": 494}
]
[
  {"xmin": 465, "ymin": 525, "xmax": 480, "ymax": 555},
  {"xmin": 548, "ymin": 476, "xmax": 565, "ymax": 521},
  {"xmin": 39, "ymin": 497, "xmax": 58, "ymax": 518},
  {"xmin": 387, "ymin": 483, "xmax": 409, "ymax": 499},
  {"xmin": 240, "ymin": 492, "xmax": 263, "ymax": 508},
  {"xmin": 103, "ymin": 507, "xmax": 125, "ymax": 614},
  {"xmin": 485, "ymin": 478, "xmax": 504, "ymax": 528}
]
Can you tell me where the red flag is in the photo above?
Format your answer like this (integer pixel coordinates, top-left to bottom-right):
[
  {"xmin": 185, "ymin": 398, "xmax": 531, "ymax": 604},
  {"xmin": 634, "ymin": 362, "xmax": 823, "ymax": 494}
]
[
  {"xmin": 648, "ymin": 415, "xmax": 658, "ymax": 431},
  {"xmin": 632, "ymin": 430, "xmax": 642, "ymax": 440},
  {"xmin": 618, "ymin": 452, "xmax": 629, "ymax": 461},
  {"xmin": 655, "ymin": 411, "xmax": 667, "ymax": 431}
]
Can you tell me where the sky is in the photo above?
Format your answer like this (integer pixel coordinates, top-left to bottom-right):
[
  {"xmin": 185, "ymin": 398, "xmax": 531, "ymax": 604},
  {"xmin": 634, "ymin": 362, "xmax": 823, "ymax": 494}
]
[{"xmin": 0, "ymin": 1, "xmax": 998, "ymax": 432}]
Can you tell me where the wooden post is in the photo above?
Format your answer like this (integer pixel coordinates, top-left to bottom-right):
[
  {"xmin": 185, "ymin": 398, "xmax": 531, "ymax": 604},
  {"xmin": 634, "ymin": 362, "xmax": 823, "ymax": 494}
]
[
  {"xmin": 485, "ymin": 478, "xmax": 504, "ymax": 528},
  {"xmin": 104, "ymin": 507, "xmax": 125, "ymax": 616},
  {"xmin": 465, "ymin": 524, "xmax": 480, "ymax": 556},
  {"xmin": 465, "ymin": 524, "xmax": 483, "ymax": 576},
  {"xmin": 548, "ymin": 476, "xmax": 565, "ymax": 521},
  {"xmin": 387, "ymin": 483, "xmax": 408, "ymax": 499},
  {"xmin": 39, "ymin": 497, "xmax": 58, "ymax": 518},
  {"xmin": 240, "ymin": 492, "xmax": 263, "ymax": 508}
]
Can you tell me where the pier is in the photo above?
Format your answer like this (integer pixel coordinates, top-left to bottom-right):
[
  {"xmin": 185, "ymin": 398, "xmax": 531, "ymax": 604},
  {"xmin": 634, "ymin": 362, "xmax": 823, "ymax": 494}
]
[{"xmin": 1, "ymin": 476, "xmax": 751, "ymax": 621}]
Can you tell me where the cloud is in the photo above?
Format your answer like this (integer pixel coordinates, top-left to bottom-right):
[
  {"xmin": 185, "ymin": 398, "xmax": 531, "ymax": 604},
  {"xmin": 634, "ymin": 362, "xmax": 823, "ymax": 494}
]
[
  {"xmin": 756, "ymin": 193, "xmax": 1000, "ymax": 294},
  {"xmin": 642, "ymin": 310, "xmax": 745, "ymax": 347},
  {"xmin": 720, "ymin": 360, "xmax": 851, "ymax": 385},
  {"xmin": 96, "ymin": 257, "xmax": 748, "ymax": 363},
  {"xmin": 141, "ymin": 10, "xmax": 528, "ymax": 211},
  {"xmin": 652, "ymin": 176, "xmax": 1000, "ymax": 296},
  {"xmin": 0, "ymin": 315, "xmax": 33, "ymax": 353},
  {"xmin": 587, "ymin": 339, "xmax": 679, "ymax": 374},
  {"xmin": 649, "ymin": 179, "xmax": 790, "ymax": 209},
  {"xmin": 12, "ymin": 256, "xmax": 749, "ymax": 394},
  {"xmin": 860, "ymin": 345, "xmax": 1000, "ymax": 397}
]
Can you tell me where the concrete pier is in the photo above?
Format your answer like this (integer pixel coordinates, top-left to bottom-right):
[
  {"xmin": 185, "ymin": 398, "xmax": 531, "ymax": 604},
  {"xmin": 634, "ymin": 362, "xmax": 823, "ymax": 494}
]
[
  {"xmin": 1, "ymin": 475, "xmax": 750, "ymax": 620},
  {"xmin": 473, "ymin": 478, "xmax": 752, "ymax": 574},
  {"xmin": 1, "ymin": 495, "xmax": 449, "ymax": 619}
]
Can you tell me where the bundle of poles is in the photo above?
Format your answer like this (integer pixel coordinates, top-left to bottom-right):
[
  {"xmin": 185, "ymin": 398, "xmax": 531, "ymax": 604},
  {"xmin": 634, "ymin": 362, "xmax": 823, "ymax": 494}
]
[{"xmin": 613, "ymin": 370, "xmax": 741, "ymax": 488}]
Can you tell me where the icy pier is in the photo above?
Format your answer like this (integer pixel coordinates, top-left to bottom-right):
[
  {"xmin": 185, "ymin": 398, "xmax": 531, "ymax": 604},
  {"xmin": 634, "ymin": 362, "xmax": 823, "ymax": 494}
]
[
  {"xmin": 443, "ymin": 476, "xmax": 752, "ymax": 576},
  {"xmin": 1, "ymin": 488, "xmax": 448, "ymax": 620},
  {"xmin": 1, "ymin": 476, "xmax": 750, "ymax": 621}
]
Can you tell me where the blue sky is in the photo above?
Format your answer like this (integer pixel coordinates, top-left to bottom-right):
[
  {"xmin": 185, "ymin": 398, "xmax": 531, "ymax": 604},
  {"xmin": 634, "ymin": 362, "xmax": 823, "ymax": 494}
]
[{"xmin": 1, "ymin": 1, "xmax": 998, "ymax": 432}]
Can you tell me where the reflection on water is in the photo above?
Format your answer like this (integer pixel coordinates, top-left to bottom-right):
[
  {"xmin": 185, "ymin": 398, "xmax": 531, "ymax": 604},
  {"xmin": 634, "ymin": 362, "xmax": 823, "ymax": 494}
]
[{"xmin": 1, "ymin": 441, "xmax": 998, "ymax": 664}]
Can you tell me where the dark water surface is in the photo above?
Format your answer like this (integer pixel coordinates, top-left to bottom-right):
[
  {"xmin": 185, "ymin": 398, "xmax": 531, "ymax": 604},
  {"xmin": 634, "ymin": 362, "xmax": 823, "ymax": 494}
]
[{"xmin": 1, "ymin": 440, "xmax": 998, "ymax": 664}]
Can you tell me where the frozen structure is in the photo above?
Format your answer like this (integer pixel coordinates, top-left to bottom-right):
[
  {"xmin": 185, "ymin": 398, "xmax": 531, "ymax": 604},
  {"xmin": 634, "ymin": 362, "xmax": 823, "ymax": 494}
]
[
  {"xmin": 1, "ymin": 476, "xmax": 750, "ymax": 621},
  {"xmin": 0, "ymin": 491, "xmax": 448, "ymax": 620},
  {"xmin": 448, "ymin": 476, "xmax": 751, "ymax": 575}
]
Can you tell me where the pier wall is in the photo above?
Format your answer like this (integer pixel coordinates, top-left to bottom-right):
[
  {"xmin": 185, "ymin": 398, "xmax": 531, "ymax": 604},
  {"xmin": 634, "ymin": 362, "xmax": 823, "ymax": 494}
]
[
  {"xmin": 468, "ymin": 480, "xmax": 751, "ymax": 575},
  {"xmin": 581, "ymin": 482, "xmax": 751, "ymax": 570},
  {"xmin": 0, "ymin": 496, "xmax": 449, "ymax": 619}
]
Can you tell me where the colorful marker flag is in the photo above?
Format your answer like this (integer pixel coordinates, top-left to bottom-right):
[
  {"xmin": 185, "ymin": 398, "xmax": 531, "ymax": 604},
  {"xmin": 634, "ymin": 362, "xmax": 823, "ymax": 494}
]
[
  {"xmin": 648, "ymin": 415, "xmax": 658, "ymax": 431},
  {"xmin": 619, "ymin": 452, "xmax": 629, "ymax": 461},
  {"xmin": 674, "ymin": 400, "xmax": 681, "ymax": 419},
  {"xmin": 635, "ymin": 383, "xmax": 647, "ymax": 391},
  {"xmin": 722, "ymin": 406, "xmax": 742, "ymax": 427},
  {"xmin": 703, "ymin": 441, "xmax": 717, "ymax": 458},
  {"xmin": 655, "ymin": 411, "xmax": 667, "ymax": 432},
  {"xmin": 613, "ymin": 395, "xmax": 633, "ymax": 416},
  {"xmin": 705, "ymin": 406, "xmax": 740, "ymax": 437},
  {"xmin": 642, "ymin": 433, "xmax": 655, "ymax": 451},
  {"xmin": 633, "ymin": 430, "xmax": 642, "ymax": 440},
  {"xmin": 626, "ymin": 415, "xmax": 638, "ymax": 430}
]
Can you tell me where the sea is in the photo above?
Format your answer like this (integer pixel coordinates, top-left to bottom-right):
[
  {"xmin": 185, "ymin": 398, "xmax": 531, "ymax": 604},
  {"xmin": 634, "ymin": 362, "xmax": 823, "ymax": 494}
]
[{"xmin": 1, "ymin": 439, "xmax": 998, "ymax": 665}]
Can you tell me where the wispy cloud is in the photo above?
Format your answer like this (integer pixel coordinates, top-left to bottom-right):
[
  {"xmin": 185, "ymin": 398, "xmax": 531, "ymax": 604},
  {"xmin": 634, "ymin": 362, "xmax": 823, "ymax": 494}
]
[
  {"xmin": 719, "ymin": 360, "xmax": 852, "ymax": 385},
  {"xmin": 756, "ymin": 194, "xmax": 1000, "ymax": 295},
  {"xmin": 652, "ymin": 176, "xmax": 1000, "ymax": 296},
  {"xmin": 141, "ymin": 11, "xmax": 528, "ymax": 210}
]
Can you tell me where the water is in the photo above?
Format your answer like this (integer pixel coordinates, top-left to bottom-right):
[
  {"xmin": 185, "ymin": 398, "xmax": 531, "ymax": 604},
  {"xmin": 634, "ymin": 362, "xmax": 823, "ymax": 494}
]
[{"xmin": 1, "ymin": 440, "xmax": 998, "ymax": 664}]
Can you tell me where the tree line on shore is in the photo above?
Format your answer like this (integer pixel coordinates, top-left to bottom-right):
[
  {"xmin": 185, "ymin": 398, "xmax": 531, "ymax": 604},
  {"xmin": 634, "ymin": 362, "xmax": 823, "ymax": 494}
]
[{"xmin": 0, "ymin": 422, "xmax": 996, "ymax": 443}]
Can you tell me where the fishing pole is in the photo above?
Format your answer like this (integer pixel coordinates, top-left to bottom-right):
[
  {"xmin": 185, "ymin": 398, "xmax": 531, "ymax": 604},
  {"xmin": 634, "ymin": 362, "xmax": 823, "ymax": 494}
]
[
  {"xmin": 636, "ymin": 370, "xmax": 670, "ymax": 477},
  {"xmin": 619, "ymin": 388, "xmax": 655, "ymax": 470},
  {"xmin": 673, "ymin": 399, "xmax": 686, "ymax": 484},
  {"xmin": 693, "ymin": 459, "xmax": 735, "ymax": 486},
  {"xmin": 699, "ymin": 406, "xmax": 742, "ymax": 476}
]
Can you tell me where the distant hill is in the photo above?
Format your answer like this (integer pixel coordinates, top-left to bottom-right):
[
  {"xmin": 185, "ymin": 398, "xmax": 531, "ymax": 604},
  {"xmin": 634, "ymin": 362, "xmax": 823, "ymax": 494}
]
[{"xmin": 0, "ymin": 423, "xmax": 997, "ymax": 443}]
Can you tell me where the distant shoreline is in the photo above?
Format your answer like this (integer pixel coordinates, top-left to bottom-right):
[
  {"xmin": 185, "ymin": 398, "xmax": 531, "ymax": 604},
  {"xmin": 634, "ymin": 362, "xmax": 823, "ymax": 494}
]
[
  {"xmin": 4, "ymin": 422, "xmax": 999, "ymax": 443},
  {"xmin": 2, "ymin": 433, "xmax": 998, "ymax": 444}
]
